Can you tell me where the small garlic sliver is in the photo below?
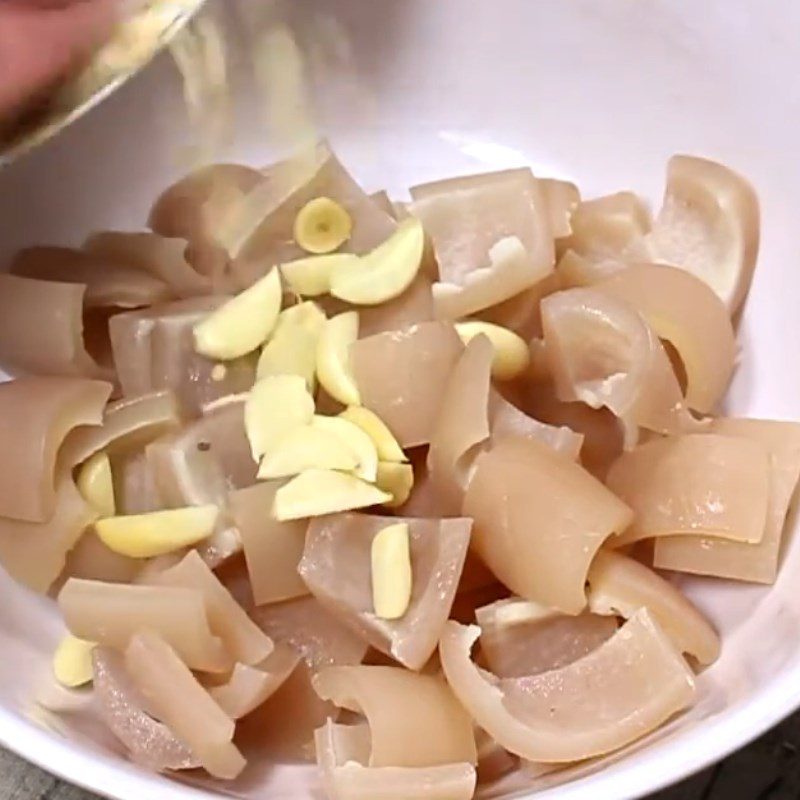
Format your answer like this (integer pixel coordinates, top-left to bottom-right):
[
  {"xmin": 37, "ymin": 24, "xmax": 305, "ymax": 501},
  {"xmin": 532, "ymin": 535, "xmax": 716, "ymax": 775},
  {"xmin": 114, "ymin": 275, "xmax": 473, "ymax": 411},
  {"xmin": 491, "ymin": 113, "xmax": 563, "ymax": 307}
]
[
  {"xmin": 339, "ymin": 406, "xmax": 407, "ymax": 463},
  {"xmin": 329, "ymin": 217, "xmax": 425, "ymax": 306},
  {"xmin": 455, "ymin": 321, "xmax": 531, "ymax": 381},
  {"xmin": 371, "ymin": 523, "xmax": 412, "ymax": 620},
  {"xmin": 311, "ymin": 415, "xmax": 378, "ymax": 482},
  {"xmin": 193, "ymin": 268, "xmax": 282, "ymax": 360},
  {"xmin": 258, "ymin": 425, "xmax": 359, "ymax": 480},
  {"xmin": 95, "ymin": 505, "xmax": 219, "ymax": 558},
  {"xmin": 273, "ymin": 469, "xmax": 391, "ymax": 521},
  {"xmin": 53, "ymin": 635, "xmax": 96, "ymax": 688},
  {"xmin": 375, "ymin": 462, "xmax": 414, "ymax": 508},
  {"xmin": 245, "ymin": 374, "xmax": 315, "ymax": 461},
  {"xmin": 281, "ymin": 253, "xmax": 361, "ymax": 298},
  {"xmin": 256, "ymin": 301, "xmax": 326, "ymax": 389},
  {"xmin": 294, "ymin": 196, "xmax": 353, "ymax": 254},
  {"xmin": 316, "ymin": 311, "xmax": 361, "ymax": 406},
  {"xmin": 76, "ymin": 451, "xmax": 115, "ymax": 518}
]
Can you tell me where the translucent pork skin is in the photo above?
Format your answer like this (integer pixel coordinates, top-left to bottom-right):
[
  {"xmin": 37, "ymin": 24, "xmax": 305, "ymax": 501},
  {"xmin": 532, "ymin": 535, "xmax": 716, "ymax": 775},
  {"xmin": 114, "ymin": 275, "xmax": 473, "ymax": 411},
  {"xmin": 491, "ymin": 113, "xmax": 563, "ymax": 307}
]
[
  {"xmin": 439, "ymin": 610, "xmax": 696, "ymax": 763},
  {"xmin": 463, "ymin": 437, "xmax": 632, "ymax": 613},
  {"xmin": 125, "ymin": 630, "xmax": 246, "ymax": 779},
  {"xmin": 587, "ymin": 550, "xmax": 720, "ymax": 665},
  {"xmin": 0, "ymin": 376, "xmax": 111, "ymax": 522},
  {"xmin": 300, "ymin": 513, "xmax": 472, "ymax": 670},
  {"xmin": 315, "ymin": 720, "xmax": 477, "ymax": 800},
  {"xmin": 541, "ymin": 286, "xmax": 700, "ymax": 446},
  {"xmin": 0, "ymin": 274, "xmax": 109, "ymax": 379},
  {"xmin": 606, "ymin": 433, "xmax": 771, "ymax": 547},
  {"xmin": 654, "ymin": 418, "xmax": 800, "ymax": 584},
  {"xmin": 351, "ymin": 321, "xmax": 464, "ymax": 448},
  {"xmin": 11, "ymin": 246, "xmax": 172, "ymax": 310},
  {"xmin": 313, "ymin": 665, "xmax": 477, "ymax": 768}
]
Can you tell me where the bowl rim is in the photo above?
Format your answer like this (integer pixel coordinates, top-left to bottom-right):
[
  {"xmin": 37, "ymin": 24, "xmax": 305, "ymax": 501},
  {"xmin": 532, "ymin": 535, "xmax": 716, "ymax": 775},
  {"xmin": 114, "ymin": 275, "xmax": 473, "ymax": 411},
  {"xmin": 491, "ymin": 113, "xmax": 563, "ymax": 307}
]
[{"xmin": 1, "ymin": 663, "xmax": 798, "ymax": 800}]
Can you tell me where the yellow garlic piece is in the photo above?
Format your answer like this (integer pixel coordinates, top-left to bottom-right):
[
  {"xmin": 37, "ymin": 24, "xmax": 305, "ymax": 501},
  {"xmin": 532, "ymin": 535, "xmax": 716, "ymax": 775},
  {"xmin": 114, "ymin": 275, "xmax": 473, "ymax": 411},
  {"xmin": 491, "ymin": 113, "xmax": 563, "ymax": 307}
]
[
  {"xmin": 311, "ymin": 415, "xmax": 378, "ymax": 482},
  {"xmin": 95, "ymin": 505, "xmax": 219, "ymax": 558},
  {"xmin": 329, "ymin": 217, "xmax": 425, "ymax": 305},
  {"xmin": 316, "ymin": 311, "xmax": 361, "ymax": 406},
  {"xmin": 256, "ymin": 301, "xmax": 326, "ymax": 390},
  {"xmin": 53, "ymin": 635, "xmax": 96, "ymax": 688},
  {"xmin": 371, "ymin": 523, "xmax": 412, "ymax": 620},
  {"xmin": 76, "ymin": 451, "xmax": 115, "ymax": 518},
  {"xmin": 193, "ymin": 268, "xmax": 282, "ymax": 360},
  {"xmin": 210, "ymin": 364, "xmax": 227, "ymax": 382},
  {"xmin": 257, "ymin": 425, "xmax": 359, "ymax": 480},
  {"xmin": 245, "ymin": 374, "xmax": 315, "ymax": 461},
  {"xmin": 281, "ymin": 253, "xmax": 361, "ymax": 298},
  {"xmin": 339, "ymin": 406, "xmax": 407, "ymax": 463},
  {"xmin": 375, "ymin": 462, "xmax": 415, "ymax": 508},
  {"xmin": 454, "ymin": 321, "xmax": 531, "ymax": 381},
  {"xmin": 294, "ymin": 197, "xmax": 353, "ymax": 254},
  {"xmin": 273, "ymin": 469, "xmax": 391, "ymax": 521}
]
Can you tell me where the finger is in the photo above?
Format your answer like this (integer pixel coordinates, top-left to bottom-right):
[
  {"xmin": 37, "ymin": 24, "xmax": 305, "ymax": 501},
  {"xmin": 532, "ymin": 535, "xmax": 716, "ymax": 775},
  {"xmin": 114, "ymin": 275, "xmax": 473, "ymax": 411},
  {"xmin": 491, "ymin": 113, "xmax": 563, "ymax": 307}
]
[{"xmin": 0, "ymin": 0, "xmax": 117, "ymax": 117}]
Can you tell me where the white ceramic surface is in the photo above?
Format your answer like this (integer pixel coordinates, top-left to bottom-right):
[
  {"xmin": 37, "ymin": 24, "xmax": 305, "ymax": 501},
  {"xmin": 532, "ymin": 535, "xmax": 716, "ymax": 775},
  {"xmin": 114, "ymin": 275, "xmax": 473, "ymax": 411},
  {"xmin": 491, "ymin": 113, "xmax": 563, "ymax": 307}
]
[{"xmin": 1, "ymin": 1, "xmax": 799, "ymax": 798}]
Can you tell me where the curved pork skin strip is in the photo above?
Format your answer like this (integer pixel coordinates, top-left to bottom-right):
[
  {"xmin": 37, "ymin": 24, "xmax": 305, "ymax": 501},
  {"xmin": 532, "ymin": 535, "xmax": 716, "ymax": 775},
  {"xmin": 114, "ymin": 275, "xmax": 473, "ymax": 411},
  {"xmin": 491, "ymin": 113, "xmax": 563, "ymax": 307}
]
[
  {"xmin": 112, "ymin": 451, "xmax": 162, "ymax": 516},
  {"xmin": 541, "ymin": 287, "xmax": 701, "ymax": 447},
  {"xmin": 84, "ymin": 231, "xmax": 216, "ymax": 298},
  {"xmin": 606, "ymin": 433, "xmax": 770, "ymax": 547},
  {"xmin": 146, "ymin": 551, "xmax": 273, "ymax": 667},
  {"xmin": 58, "ymin": 578, "xmax": 231, "ymax": 673},
  {"xmin": 438, "ymin": 610, "xmax": 695, "ymax": 763},
  {"xmin": 60, "ymin": 390, "xmax": 180, "ymax": 467},
  {"xmin": 0, "ymin": 471, "xmax": 97, "ymax": 592},
  {"xmin": 313, "ymin": 665, "xmax": 477, "ymax": 767},
  {"xmin": 148, "ymin": 163, "xmax": 265, "ymax": 244},
  {"xmin": 587, "ymin": 550, "xmax": 720, "ymax": 665},
  {"xmin": 64, "ymin": 531, "xmax": 140, "ymax": 584},
  {"xmin": 357, "ymin": 273, "xmax": 435, "ymax": 337},
  {"xmin": 559, "ymin": 191, "xmax": 651, "ymax": 262},
  {"xmin": 109, "ymin": 297, "xmax": 256, "ymax": 417},
  {"xmin": 208, "ymin": 644, "xmax": 300, "ymax": 720},
  {"xmin": 315, "ymin": 720, "xmax": 477, "ymax": 800},
  {"xmin": 351, "ymin": 321, "xmax": 464, "ymax": 448},
  {"xmin": 238, "ymin": 142, "xmax": 396, "ymax": 267},
  {"xmin": 463, "ymin": 438, "xmax": 632, "ymax": 613},
  {"xmin": 476, "ymin": 598, "xmax": 618, "ymax": 678},
  {"xmin": 427, "ymin": 336, "xmax": 492, "ymax": 515},
  {"xmin": 92, "ymin": 647, "xmax": 199, "ymax": 773},
  {"xmin": 0, "ymin": 376, "xmax": 110, "ymax": 522},
  {"xmin": 410, "ymin": 168, "xmax": 554, "ymax": 288},
  {"xmin": 125, "ymin": 630, "xmax": 246, "ymax": 780},
  {"xmin": 556, "ymin": 248, "xmax": 625, "ymax": 289},
  {"xmin": 0, "ymin": 275, "xmax": 109, "ymax": 380},
  {"xmin": 654, "ymin": 418, "xmax": 800, "ymax": 584},
  {"xmin": 597, "ymin": 264, "xmax": 736, "ymax": 414},
  {"xmin": 229, "ymin": 481, "xmax": 309, "ymax": 606},
  {"xmin": 540, "ymin": 178, "xmax": 581, "ymax": 240},
  {"xmin": 11, "ymin": 246, "xmax": 172, "ymax": 309},
  {"xmin": 299, "ymin": 513, "xmax": 472, "ymax": 670}
]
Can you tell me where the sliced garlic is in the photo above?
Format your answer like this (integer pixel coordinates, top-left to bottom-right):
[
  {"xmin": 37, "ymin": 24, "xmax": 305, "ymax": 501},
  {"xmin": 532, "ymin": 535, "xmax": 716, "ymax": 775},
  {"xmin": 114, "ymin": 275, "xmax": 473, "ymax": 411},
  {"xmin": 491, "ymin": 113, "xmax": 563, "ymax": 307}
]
[
  {"xmin": 329, "ymin": 217, "xmax": 425, "ymax": 305},
  {"xmin": 316, "ymin": 311, "xmax": 361, "ymax": 406},
  {"xmin": 76, "ymin": 451, "xmax": 115, "ymax": 518},
  {"xmin": 311, "ymin": 415, "xmax": 378, "ymax": 482},
  {"xmin": 193, "ymin": 268, "xmax": 282, "ymax": 360},
  {"xmin": 370, "ymin": 523, "xmax": 412, "ymax": 620},
  {"xmin": 273, "ymin": 469, "xmax": 391, "ymax": 521},
  {"xmin": 245, "ymin": 374, "xmax": 315, "ymax": 461},
  {"xmin": 53, "ymin": 635, "xmax": 95, "ymax": 688},
  {"xmin": 256, "ymin": 301, "xmax": 326, "ymax": 389},
  {"xmin": 281, "ymin": 253, "xmax": 361, "ymax": 298},
  {"xmin": 375, "ymin": 462, "xmax": 415, "ymax": 508},
  {"xmin": 95, "ymin": 505, "xmax": 219, "ymax": 558},
  {"xmin": 294, "ymin": 197, "xmax": 353, "ymax": 254},
  {"xmin": 455, "ymin": 321, "xmax": 531, "ymax": 381},
  {"xmin": 339, "ymin": 406, "xmax": 407, "ymax": 463},
  {"xmin": 257, "ymin": 425, "xmax": 359, "ymax": 480}
]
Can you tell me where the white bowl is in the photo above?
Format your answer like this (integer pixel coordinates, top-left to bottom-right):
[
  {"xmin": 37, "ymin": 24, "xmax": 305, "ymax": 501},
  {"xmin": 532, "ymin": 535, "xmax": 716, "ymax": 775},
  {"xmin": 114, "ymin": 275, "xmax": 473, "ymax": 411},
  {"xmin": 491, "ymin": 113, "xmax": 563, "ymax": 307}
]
[{"xmin": 1, "ymin": 1, "xmax": 800, "ymax": 798}]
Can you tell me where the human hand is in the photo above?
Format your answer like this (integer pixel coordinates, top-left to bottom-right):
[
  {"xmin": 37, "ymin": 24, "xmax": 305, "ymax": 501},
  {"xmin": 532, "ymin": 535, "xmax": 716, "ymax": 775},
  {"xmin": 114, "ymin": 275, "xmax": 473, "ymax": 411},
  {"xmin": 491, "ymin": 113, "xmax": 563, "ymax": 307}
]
[{"xmin": 0, "ymin": 0, "xmax": 116, "ymax": 121}]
